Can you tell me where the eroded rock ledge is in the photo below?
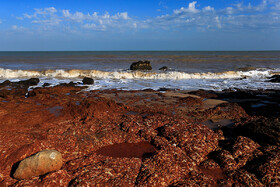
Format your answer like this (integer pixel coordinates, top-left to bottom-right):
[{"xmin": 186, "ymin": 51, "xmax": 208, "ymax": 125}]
[{"xmin": 0, "ymin": 83, "xmax": 279, "ymax": 186}]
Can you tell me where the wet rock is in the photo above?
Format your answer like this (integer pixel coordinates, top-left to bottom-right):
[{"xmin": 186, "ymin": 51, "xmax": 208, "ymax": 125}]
[
  {"xmin": 13, "ymin": 150, "xmax": 63, "ymax": 180},
  {"xmin": 159, "ymin": 66, "xmax": 168, "ymax": 71},
  {"xmin": 268, "ymin": 75, "xmax": 280, "ymax": 82},
  {"xmin": 235, "ymin": 117, "xmax": 280, "ymax": 145},
  {"xmin": 17, "ymin": 78, "xmax": 40, "ymax": 88},
  {"xmin": 43, "ymin": 83, "xmax": 51, "ymax": 87},
  {"xmin": 179, "ymin": 96, "xmax": 203, "ymax": 107},
  {"xmin": 82, "ymin": 77, "xmax": 94, "ymax": 85},
  {"xmin": 130, "ymin": 60, "xmax": 152, "ymax": 70},
  {"xmin": 189, "ymin": 89, "xmax": 218, "ymax": 98}
]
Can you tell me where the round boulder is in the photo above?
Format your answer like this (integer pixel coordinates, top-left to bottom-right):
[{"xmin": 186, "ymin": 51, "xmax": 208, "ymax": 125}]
[
  {"xmin": 13, "ymin": 150, "xmax": 63, "ymax": 180},
  {"xmin": 82, "ymin": 77, "xmax": 94, "ymax": 85}
]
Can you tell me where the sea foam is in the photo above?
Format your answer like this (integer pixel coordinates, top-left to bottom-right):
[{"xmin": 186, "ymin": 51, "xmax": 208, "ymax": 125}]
[{"xmin": 0, "ymin": 68, "xmax": 278, "ymax": 80}]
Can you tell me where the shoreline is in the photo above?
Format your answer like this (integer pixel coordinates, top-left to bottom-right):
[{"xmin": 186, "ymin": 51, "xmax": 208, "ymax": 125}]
[{"xmin": 0, "ymin": 80, "xmax": 279, "ymax": 186}]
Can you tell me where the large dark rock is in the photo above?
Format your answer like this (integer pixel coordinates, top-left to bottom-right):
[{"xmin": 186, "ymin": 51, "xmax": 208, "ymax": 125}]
[
  {"xmin": 17, "ymin": 78, "xmax": 40, "ymax": 88},
  {"xmin": 82, "ymin": 77, "xmax": 94, "ymax": 85},
  {"xmin": 130, "ymin": 61, "xmax": 152, "ymax": 71},
  {"xmin": 268, "ymin": 75, "xmax": 280, "ymax": 83}
]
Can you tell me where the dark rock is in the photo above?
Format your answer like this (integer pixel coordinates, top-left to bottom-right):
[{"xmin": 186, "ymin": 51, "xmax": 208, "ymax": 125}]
[
  {"xmin": 234, "ymin": 117, "xmax": 280, "ymax": 145},
  {"xmin": 130, "ymin": 61, "xmax": 152, "ymax": 71},
  {"xmin": 18, "ymin": 78, "xmax": 40, "ymax": 87},
  {"xmin": 0, "ymin": 80, "xmax": 11, "ymax": 88},
  {"xmin": 58, "ymin": 82, "xmax": 77, "ymax": 87},
  {"xmin": 159, "ymin": 66, "xmax": 168, "ymax": 71},
  {"xmin": 43, "ymin": 83, "xmax": 51, "ymax": 87},
  {"xmin": 268, "ymin": 75, "xmax": 280, "ymax": 83},
  {"xmin": 82, "ymin": 77, "xmax": 94, "ymax": 85}
]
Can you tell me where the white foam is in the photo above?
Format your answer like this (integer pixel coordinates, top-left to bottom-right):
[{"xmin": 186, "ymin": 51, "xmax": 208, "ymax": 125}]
[
  {"xmin": 1, "ymin": 68, "xmax": 280, "ymax": 91},
  {"xmin": 0, "ymin": 68, "xmax": 279, "ymax": 80}
]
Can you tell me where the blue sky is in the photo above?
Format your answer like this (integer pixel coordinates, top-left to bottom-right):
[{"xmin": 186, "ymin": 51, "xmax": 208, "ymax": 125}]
[{"xmin": 0, "ymin": 0, "xmax": 280, "ymax": 51}]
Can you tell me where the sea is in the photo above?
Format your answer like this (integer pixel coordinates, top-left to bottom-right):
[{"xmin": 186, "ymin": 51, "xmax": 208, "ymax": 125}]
[{"xmin": 0, "ymin": 51, "xmax": 280, "ymax": 91}]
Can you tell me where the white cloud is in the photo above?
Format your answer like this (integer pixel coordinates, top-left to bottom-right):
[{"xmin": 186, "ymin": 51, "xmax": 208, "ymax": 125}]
[
  {"xmin": 203, "ymin": 6, "xmax": 214, "ymax": 12},
  {"xmin": 174, "ymin": 1, "xmax": 199, "ymax": 14},
  {"xmin": 17, "ymin": 1, "xmax": 280, "ymax": 34}
]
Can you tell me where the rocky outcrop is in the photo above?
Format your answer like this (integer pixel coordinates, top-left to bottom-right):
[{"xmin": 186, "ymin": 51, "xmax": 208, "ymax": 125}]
[
  {"xmin": 0, "ymin": 86, "xmax": 279, "ymax": 186},
  {"xmin": 130, "ymin": 61, "xmax": 152, "ymax": 70},
  {"xmin": 13, "ymin": 150, "xmax": 63, "ymax": 180}
]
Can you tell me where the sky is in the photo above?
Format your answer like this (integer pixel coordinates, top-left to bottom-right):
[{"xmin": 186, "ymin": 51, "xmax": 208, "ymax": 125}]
[{"xmin": 0, "ymin": 0, "xmax": 280, "ymax": 51}]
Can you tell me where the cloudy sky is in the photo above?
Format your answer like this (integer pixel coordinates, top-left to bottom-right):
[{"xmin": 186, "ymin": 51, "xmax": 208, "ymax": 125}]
[{"xmin": 0, "ymin": 0, "xmax": 280, "ymax": 51}]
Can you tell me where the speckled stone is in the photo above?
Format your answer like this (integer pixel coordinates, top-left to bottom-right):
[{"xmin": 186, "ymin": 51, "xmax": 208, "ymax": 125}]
[{"xmin": 13, "ymin": 150, "xmax": 63, "ymax": 180}]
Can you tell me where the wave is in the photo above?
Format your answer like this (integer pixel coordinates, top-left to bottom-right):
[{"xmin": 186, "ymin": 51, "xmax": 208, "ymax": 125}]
[{"xmin": 0, "ymin": 68, "xmax": 278, "ymax": 80}]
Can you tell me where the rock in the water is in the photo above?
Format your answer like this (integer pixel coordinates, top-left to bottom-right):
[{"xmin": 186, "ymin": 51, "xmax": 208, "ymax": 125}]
[
  {"xmin": 13, "ymin": 150, "xmax": 63, "ymax": 180},
  {"xmin": 18, "ymin": 78, "xmax": 40, "ymax": 87},
  {"xmin": 159, "ymin": 66, "xmax": 168, "ymax": 71},
  {"xmin": 130, "ymin": 61, "xmax": 152, "ymax": 70},
  {"xmin": 43, "ymin": 83, "xmax": 51, "ymax": 87},
  {"xmin": 82, "ymin": 77, "xmax": 94, "ymax": 85},
  {"xmin": 268, "ymin": 75, "xmax": 280, "ymax": 83}
]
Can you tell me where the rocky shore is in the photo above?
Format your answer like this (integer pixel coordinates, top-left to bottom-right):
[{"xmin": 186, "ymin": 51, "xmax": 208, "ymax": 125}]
[{"xmin": 0, "ymin": 79, "xmax": 279, "ymax": 186}]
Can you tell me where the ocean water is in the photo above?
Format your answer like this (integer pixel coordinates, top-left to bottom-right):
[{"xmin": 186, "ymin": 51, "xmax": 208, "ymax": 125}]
[{"xmin": 0, "ymin": 51, "xmax": 280, "ymax": 91}]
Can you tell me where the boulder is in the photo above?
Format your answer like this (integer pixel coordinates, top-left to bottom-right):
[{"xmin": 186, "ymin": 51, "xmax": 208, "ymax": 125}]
[
  {"xmin": 13, "ymin": 150, "xmax": 63, "ymax": 180},
  {"xmin": 82, "ymin": 77, "xmax": 94, "ymax": 85},
  {"xmin": 268, "ymin": 75, "xmax": 280, "ymax": 83},
  {"xmin": 159, "ymin": 66, "xmax": 168, "ymax": 71},
  {"xmin": 130, "ymin": 61, "xmax": 152, "ymax": 70},
  {"xmin": 18, "ymin": 78, "xmax": 40, "ymax": 87}
]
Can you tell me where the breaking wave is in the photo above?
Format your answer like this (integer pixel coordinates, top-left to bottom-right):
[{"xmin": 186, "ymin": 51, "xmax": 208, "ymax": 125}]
[{"xmin": 0, "ymin": 68, "xmax": 278, "ymax": 80}]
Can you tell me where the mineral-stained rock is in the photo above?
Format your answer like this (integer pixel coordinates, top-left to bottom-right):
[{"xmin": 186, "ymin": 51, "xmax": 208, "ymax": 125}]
[
  {"xmin": 215, "ymin": 150, "xmax": 237, "ymax": 171},
  {"xmin": 130, "ymin": 60, "xmax": 152, "ymax": 70},
  {"xmin": 232, "ymin": 136, "xmax": 260, "ymax": 158},
  {"xmin": 82, "ymin": 77, "xmax": 94, "ymax": 85},
  {"xmin": 136, "ymin": 145, "xmax": 196, "ymax": 186},
  {"xmin": 69, "ymin": 157, "xmax": 141, "ymax": 186},
  {"xmin": 229, "ymin": 169, "xmax": 264, "ymax": 186},
  {"xmin": 13, "ymin": 150, "xmax": 63, "ymax": 180},
  {"xmin": 246, "ymin": 147, "xmax": 280, "ymax": 186},
  {"xmin": 161, "ymin": 122, "xmax": 219, "ymax": 164}
]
